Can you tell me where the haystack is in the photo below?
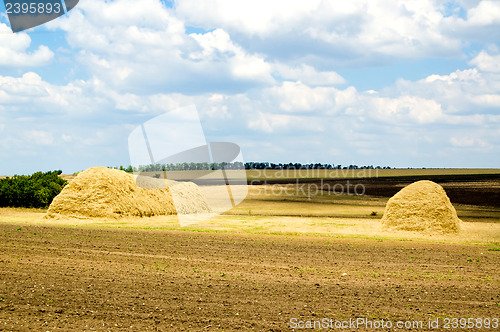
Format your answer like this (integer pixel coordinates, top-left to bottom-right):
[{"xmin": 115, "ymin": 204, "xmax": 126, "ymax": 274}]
[
  {"xmin": 381, "ymin": 180, "xmax": 462, "ymax": 233},
  {"xmin": 134, "ymin": 175, "xmax": 212, "ymax": 214},
  {"xmin": 46, "ymin": 167, "xmax": 211, "ymax": 219}
]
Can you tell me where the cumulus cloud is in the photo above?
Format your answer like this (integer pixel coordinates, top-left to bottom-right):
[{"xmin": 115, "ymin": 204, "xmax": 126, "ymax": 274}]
[
  {"xmin": 465, "ymin": 0, "xmax": 500, "ymax": 26},
  {"xmin": 441, "ymin": 0, "xmax": 500, "ymax": 43},
  {"xmin": 265, "ymin": 81, "xmax": 336, "ymax": 112},
  {"xmin": 45, "ymin": 0, "xmax": 274, "ymax": 93},
  {"xmin": 0, "ymin": 72, "xmax": 159, "ymax": 173},
  {"xmin": 1, "ymin": 58, "xmax": 499, "ymax": 173},
  {"xmin": 1, "ymin": 0, "xmax": 500, "ymax": 171},
  {"xmin": 384, "ymin": 68, "xmax": 500, "ymax": 118},
  {"xmin": 248, "ymin": 112, "xmax": 292, "ymax": 133},
  {"xmin": 0, "ymin": 23, "xmax": 54, "ymax": 67},
  {"xmin": 48, "ymin": 0, "xmax": 186, "ymax": 52},
  {"xmin": 0, "ymin": 72, "xmax": 108, "ymax": 116},
  {"xmin": 370, "ymin": 96, "xmax": 444, "ymax": 124},
  {"xmin": 274, "ymin": 64, "xmax": 345, "ymax": 86},
  {"xmin": 176, "ymin": 0, "xmax": 463, "ymax": 62},
  {"xmin": 469, "ymin": 50, "xmax": 500, "ymax": 73},
  {"xmin": 189, "ymin": 29, "xmax": 273, "ymax": 83},
  {"xmin": 177, "ymin": 0, "xmax": 320, "ymax": 38},
  {"xmin": 0, "ymin": 72, "xmax": 47, "ymax": 99}
]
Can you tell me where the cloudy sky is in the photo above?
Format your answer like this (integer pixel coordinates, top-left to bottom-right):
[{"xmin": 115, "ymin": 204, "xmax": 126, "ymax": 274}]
[{"xmin": 1, "ymin": 0, "xmax": 499, "ymax": 174}]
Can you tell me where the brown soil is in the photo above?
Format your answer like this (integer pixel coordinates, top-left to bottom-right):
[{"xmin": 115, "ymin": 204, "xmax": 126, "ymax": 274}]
[
  {"xmin": 1, "ymin": 223, "xmax": 498, "ymax": 331},
  {"xmin": 255, "ymin": 175, "xmax": 500, "ymax": 208}
]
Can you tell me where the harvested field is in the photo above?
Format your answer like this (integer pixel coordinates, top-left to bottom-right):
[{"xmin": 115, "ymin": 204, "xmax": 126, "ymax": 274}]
[
  {"xmin": 249, "ymin": 173, "xmax": 500, "ymax": 209},
  {"xmin": 0, "ymin": 223, "xmax": 499, "ymax": 331},
  {"xmin": 0, "ymin": 170, "xmax": 498, "ymax": 330}
]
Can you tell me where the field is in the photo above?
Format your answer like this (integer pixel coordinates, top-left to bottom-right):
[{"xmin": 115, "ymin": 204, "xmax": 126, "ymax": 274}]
[{"xmin": 0, "ymin": 169, "xmax": 499, "ymax": 330}]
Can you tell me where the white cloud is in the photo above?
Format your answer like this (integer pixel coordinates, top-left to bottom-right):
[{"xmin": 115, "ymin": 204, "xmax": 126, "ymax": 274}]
[
  {"xmin": 204, "ymin": 94, "xmax": 229, "ymax": 119},
  {"xmin": 46, "ymin": 0, "xmax": 274, "ymax": 93},
  {"xmin": 176, "ymin": 0, "xmax": 463, "ymax": 61},
  {"xmin": 334, "ymin": 86, "xmax": 358, "ymax": 111},
  {"xmin": 0, "ymin": 24, "xmax": 54, "ymax": 67},
  {"xmin": 189, "ymin": 29, "xmax": 273, "ymax": 83},
  {"xmin": 424, "ymin": 68, "xmax": 481, "ymax": 83},
  {"xmin": 148, "ymin": 93, "xmax": 196, "ymax": 113},
  {"xmin": 389, "ymin": 67, "xmax": 500, "ymax": 117},
  {"xmin": 266, "ymin": 81, "xmax": 336, "ymax": 112},
  {"xmin": 24, "ymin": 130, "xmax": 54, "ymax": 145},
  {"xmin": 441, "ymin": 1, "xmax": 500, "ymax": 44},
  {"xmin": 274, "ymin": 64, "xmax": 345, "ymax": 86},
  {"xmin": 370, "ymin": 96, "xmax": 443, "ymax": 124},
  {"xmin": 48, "ymin": 0, "xmax": 186, "ymax": 52},
  {"xmin": 471, "ymin": 94, "xmax": 500, "ymax": 107},
  {"xmin": 450, "ymin": 136, "xmax": 488, "ymax": 148},
  {"xmin": 469, "ymin": 50, "xmax": 500, "ymax": 73},
  {"xmin": 0, "ymin": 72, "xmax": 132, "ymax": 122},
  {"xmin": 2, "ymin": 0, "xmax": 500, "ymax": 171},
  {"xmin": 176, "ymin": 0, "xmax": 321, "ymax": 38},
  {"xmin": 248, "ymin": 112, "xmax": 291, "ymax": 133},
  {"xmin": 1, "ymin": 60, "xmax": 499, "ymax": 172},
  {"xmin": 466, "ymin": 0, "xmax": 500, "ymax": 26}
]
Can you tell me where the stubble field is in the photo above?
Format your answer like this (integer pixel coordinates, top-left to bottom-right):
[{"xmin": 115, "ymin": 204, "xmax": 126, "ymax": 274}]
[{"xmin": 0, "ymin": 169, "xmax": 499, "ymax": 331}]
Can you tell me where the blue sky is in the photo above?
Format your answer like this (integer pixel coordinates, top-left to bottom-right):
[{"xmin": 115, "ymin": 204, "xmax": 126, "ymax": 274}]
[{"xmin": 0, "ymin": 0, "xmax": 499, "ymax": 174}]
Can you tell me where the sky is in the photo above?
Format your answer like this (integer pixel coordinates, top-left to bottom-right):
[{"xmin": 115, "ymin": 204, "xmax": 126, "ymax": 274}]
[{"xmin": 0, "ymin": 0, "xmax": 499, "ymax": 175}]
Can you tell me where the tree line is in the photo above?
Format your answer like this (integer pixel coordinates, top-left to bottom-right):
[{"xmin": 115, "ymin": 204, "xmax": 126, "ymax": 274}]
[
  {"xmin": 0, "ymin": 171, "xmax": 67, "ymax": 208},
  {"xmin": 112, "ymin": 162, "xmax": 392, "ymax": 172},
  {"xmin": 243, "ymin": 162, "xmax": 391, "ymax": 170}
]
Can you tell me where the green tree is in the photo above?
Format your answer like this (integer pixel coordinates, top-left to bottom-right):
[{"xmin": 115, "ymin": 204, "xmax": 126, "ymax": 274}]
[{"xmin": 0, "ymin": 171, "xmax": 67, "ymax": 208}]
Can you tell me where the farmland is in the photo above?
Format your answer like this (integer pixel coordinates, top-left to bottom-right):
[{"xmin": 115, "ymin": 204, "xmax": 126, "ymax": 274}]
[{"xmin": 0, "ymin": 168, "xmax": 499, "ymax": 330}]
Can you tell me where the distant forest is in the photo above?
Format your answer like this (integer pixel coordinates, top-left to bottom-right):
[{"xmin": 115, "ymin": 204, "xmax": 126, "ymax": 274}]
[{"xmin": 111, "ymin": 162, "xmax": 392, "ymax": 173}]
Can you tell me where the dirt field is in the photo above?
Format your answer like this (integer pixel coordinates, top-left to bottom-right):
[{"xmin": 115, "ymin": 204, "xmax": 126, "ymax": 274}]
[
  {"xmin": 245, "ymin": 168, "xmax": 500, "ymax": 182},
  {"xmin": 1, "ymin": 223, "xmax": 499, "ymax": 331},
  {"xmin": 247, "ymin": 171, "xmax": 500, "ymax": 209},
  {"xmin": 1, "ymin": 170, "xmax": 499, "ymax": 330}
]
